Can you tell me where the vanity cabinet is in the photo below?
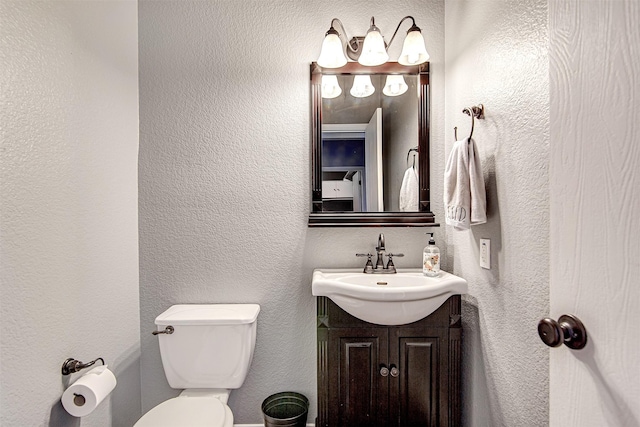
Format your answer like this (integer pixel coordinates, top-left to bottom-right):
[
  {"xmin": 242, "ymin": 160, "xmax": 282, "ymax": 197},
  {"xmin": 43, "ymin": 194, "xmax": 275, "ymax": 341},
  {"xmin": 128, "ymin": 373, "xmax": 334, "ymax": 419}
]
[{"xmin": 316, "ymin": 296, "xmax": 461, "ymax": 427}]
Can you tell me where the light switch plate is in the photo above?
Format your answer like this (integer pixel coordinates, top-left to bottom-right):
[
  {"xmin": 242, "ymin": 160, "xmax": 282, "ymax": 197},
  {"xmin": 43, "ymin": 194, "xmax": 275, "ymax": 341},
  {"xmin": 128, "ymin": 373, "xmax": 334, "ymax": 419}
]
[{"xmin": 480, "ymin": 238, "xmax": 490, "ymax": 269}]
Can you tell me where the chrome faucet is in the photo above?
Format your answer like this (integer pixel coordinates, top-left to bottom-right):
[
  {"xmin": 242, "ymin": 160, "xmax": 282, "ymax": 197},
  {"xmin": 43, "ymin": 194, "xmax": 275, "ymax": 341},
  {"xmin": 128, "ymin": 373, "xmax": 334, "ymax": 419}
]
[
  {"xmin": 375, "ymin": 233, "xmax": 386, "ymax": 269},
  {"xmin": 356, "ymin": 233, "xmax": 404, "ymax": 274}
]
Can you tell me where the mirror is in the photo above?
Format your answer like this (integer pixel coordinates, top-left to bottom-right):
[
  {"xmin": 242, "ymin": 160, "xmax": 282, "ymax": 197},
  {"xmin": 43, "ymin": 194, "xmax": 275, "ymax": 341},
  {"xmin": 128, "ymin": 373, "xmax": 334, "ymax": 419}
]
[{"xmin": 309, "ymin": 62, "xmax": 436, "ymax": 226}]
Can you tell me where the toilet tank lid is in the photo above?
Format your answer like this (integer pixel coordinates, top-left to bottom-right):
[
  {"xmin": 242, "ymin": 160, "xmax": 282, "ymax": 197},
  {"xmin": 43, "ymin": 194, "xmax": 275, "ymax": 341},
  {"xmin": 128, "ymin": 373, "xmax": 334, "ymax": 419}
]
[{"xmin": 155, "ymin": 304, "xmax": 260, "ymax": 326}]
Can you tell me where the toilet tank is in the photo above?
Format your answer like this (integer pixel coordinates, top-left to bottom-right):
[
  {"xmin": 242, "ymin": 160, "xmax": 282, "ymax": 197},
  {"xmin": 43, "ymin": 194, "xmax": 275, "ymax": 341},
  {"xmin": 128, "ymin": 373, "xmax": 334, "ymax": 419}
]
[{"xmin": 155, "ymin": 304, "xmax": 260, "ymax": 389}]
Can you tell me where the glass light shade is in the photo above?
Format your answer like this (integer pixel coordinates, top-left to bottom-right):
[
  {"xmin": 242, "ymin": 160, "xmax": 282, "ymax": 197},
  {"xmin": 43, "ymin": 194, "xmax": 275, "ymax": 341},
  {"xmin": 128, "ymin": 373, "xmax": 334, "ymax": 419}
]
[
  {"xmin": 358, "ymin": 29, "xmax": 389, "ymax": 66},
  {"xmin": 321, "ymin": 75, "xmax": 342, "ymax": 99},
  {"xmin": 350, "ymin": 75, "xmax": 375, "ymax": 98},
  {"xmin": 398, "ymin": 30, "xmax": 429, "ymax": 65},
  {"xmin": 382, "ymin": 75, "xmax": 408, "ymax": 97},
  {"xmin": 317, "ymin": 33, "xmax": 348, "ymax": 68}
]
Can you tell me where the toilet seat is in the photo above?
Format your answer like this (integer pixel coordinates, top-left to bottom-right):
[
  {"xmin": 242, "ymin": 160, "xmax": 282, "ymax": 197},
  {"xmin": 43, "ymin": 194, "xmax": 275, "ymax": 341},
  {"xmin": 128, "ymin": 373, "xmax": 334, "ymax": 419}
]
[{"xmin": 134, "ymin": 395, "xmax": 233, "ymax": 427}]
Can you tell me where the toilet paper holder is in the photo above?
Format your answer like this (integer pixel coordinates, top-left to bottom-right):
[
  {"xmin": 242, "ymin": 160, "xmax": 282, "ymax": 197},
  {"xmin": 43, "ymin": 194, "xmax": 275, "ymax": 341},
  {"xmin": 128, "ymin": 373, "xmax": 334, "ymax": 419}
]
[{"xmin": 61, "ymin": 357, "xmax": 105, "ymax": 375}]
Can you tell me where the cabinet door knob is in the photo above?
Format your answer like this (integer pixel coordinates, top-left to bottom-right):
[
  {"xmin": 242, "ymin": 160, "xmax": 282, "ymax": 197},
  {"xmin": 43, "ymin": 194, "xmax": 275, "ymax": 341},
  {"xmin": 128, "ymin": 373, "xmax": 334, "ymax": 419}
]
[
  {"xmin": 390, "ymin": 365, "xmax": 399, "ymax": 377},
  {"xmin": 538, "ymin": 314, "xmax": 587, "ymax": 350},
  {"xmin": 380, "ymin": 365, "xmax": 389, "ymax": 377}
]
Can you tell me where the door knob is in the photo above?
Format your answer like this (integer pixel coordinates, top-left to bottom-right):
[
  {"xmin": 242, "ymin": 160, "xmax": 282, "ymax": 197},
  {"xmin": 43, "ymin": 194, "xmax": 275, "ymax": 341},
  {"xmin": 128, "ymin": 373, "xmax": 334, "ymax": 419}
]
[{"xmin": 538, "ymin": 314, "xmax": 587, "ymax": 350}]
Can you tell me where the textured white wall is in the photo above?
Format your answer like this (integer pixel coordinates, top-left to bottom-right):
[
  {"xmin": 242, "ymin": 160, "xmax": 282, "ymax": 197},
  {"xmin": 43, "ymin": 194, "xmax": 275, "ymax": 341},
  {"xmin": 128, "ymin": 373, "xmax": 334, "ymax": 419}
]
[
  {"xmin": 444, "ymin": 1, "xmax": 550, "ymax": 425},
  {"xmin": 549, "ymin": 1, "xmax": 640, "ymax": 425},
  {"xmin": 0, "ymin": 1, "xmax": 141, "ymax": 426},
  {"xmin": 138, "ymin": 0, "xmax": 444, "ymax": 423}
]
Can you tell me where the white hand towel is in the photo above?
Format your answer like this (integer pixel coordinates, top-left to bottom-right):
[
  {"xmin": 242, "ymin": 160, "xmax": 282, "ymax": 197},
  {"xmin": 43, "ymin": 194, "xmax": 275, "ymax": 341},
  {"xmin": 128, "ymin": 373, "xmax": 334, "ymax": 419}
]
[
  {"xmin": 399, "ymin": 166, "xmax": 419, "ymax": 211},
  {"xmin": 443, "ymin": 137, "xmax": 486, "ymax": 229}
]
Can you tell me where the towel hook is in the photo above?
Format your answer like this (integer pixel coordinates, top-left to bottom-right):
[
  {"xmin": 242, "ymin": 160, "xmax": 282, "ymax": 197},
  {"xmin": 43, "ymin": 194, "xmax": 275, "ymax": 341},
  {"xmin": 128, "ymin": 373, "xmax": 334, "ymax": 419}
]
[
  {"xmin": 461, "ymin": 104, "xmax": 484, "ymax": 140},
  {"xmin": 454, "ymin": 104, "xmax": 484, "ymax": 141},
  {"xmin": 406, "ymin": 147, "xmax": 418, "ymax": 169}
]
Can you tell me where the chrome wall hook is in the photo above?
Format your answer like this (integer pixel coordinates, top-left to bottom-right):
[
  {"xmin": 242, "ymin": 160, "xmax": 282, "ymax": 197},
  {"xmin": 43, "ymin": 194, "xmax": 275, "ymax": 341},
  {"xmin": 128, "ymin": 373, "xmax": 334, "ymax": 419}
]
[{"xmin": 61, "ymin": 357, "xmax": 105, "ymax": 375}]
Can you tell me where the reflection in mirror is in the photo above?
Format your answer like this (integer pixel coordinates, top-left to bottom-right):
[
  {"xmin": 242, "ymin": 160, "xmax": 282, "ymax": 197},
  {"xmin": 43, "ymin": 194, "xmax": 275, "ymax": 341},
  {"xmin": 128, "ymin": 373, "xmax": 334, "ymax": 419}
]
[
  {"xmin": 309, "ymin": 62, "xmax": 436, "ymax": 227},
  {"xmin": 321, "ymin": 74, "xmax": 419, "ymax": 212}
]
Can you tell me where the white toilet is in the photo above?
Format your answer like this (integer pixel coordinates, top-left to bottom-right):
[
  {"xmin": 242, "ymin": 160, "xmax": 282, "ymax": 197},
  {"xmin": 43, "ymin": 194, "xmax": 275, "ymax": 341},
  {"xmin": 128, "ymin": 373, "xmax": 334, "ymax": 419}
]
[{"xmin": 135, "ymin": 304, "xmax": 260, "ymax": 427}]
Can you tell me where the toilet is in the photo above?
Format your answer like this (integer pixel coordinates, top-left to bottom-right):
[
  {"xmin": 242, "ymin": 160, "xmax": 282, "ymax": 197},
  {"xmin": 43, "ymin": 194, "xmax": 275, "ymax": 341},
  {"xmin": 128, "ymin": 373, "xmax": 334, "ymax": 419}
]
[{"xmin": 135, "ymin": 304, "xmax": 260, "ymax": 427}]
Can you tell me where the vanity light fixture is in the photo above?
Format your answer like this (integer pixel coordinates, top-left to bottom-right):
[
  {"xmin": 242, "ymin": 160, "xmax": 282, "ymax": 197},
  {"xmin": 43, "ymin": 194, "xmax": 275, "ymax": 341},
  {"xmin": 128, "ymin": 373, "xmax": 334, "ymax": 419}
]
[
  {"xmin": 382, "ymin": 75, "xmax": 408, "ymax": 96},
  {"xmin": 321, "ymin": 75, "xmax": 342, "ymax": 99},
  {"xmin": 317, "ymin": 16, "xmax": 430, "ymax": 68},
  {"xmin": 358, "ymin": 19, "xmax": 389, "ymax": 66},
  {"xmin": 322, "ymin": 75, "xmax": 409, "ymax": 99},
  {"xmin": 350, "ymin": 75, "xmax": 375, "ymax": 98}
]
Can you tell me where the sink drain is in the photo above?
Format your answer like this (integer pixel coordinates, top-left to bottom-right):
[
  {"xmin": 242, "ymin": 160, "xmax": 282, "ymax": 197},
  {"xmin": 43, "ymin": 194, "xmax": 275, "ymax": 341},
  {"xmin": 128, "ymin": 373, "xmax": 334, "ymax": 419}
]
[{"xmin": 376, "ymin": 281, "xmax": 388, "ymax": 286}]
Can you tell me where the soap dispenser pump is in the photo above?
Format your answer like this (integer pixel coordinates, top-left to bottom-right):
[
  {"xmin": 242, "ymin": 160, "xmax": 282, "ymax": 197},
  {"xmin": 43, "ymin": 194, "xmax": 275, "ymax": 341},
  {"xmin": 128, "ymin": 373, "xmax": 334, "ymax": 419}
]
[{"xmin": 423, "ymin": 233, "xmax": 440, "ymax": 277}]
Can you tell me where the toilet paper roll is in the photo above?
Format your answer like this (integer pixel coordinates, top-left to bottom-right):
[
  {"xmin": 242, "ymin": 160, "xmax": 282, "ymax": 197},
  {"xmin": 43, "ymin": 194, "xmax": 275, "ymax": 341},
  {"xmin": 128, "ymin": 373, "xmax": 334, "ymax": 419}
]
[{"xmin": 61, "ymin": 365, "xmax": 117, "ymax": 417}]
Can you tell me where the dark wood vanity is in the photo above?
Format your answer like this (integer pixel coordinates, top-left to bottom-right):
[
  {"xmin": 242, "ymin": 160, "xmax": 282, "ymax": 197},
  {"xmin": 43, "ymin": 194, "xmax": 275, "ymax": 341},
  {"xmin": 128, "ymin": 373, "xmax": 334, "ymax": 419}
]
[{"xmin": 316, "ymin": 296, "xmax": 461, "ymax": 426}]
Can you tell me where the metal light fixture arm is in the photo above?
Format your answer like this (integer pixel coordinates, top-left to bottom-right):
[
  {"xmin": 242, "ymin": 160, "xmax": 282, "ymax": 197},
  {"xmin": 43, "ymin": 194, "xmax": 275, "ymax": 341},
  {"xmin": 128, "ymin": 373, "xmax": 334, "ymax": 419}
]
[
  {"xmin": 327, "ymin": 18, "xmax": 361, "ymax": 59},
  {"xmin": 387, "ymin": 16, "xmax": 419, "ymax": 49}
]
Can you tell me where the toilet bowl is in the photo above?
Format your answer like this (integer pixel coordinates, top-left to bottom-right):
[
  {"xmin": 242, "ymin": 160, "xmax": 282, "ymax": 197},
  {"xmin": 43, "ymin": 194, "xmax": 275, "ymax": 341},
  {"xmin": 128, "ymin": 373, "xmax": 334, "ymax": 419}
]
[{"xmin": 134, "ymin": 304, "xmax": 260, "ymax": 427}]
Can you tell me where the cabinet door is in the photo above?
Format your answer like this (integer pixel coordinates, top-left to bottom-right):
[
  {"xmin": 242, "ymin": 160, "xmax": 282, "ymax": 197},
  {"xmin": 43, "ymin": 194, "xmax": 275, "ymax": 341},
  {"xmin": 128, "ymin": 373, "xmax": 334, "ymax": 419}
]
[
  {"xmin": 389, "ymin": 327, "xmax": 446, "ymax": 427},
  {"xmin": 327, "ymin": 328, "xmax": 389, "ymax": 426}
]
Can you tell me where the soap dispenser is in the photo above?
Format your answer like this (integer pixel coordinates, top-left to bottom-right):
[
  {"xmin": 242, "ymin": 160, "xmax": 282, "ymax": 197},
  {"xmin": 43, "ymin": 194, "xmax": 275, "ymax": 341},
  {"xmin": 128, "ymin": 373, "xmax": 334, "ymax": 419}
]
[{"xmin": 423, "ymin": 233, "xmax": 440, "ymax": 277}]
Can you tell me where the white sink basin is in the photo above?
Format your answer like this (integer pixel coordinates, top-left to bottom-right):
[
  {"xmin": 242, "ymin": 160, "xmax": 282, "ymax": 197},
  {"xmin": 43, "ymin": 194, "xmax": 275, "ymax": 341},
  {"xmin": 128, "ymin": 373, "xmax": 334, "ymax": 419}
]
[{"xmin": 312, "ymin": 268, "xmax": 468, "ymax": 325}]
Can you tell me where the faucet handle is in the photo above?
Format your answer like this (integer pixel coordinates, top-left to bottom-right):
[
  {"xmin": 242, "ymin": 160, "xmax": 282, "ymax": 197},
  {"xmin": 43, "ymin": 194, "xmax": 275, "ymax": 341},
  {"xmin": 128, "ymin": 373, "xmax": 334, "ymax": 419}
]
[
  {"xmin": 385, "ymin": 253, "xmax": 404, "ymax": 273},
  {"xmin": 356, "ymin": 253, "xmax": 375, "ymax": 273},
  {"xmin": 384, "ymin": 253, "xmax": 404, "ymax": 273}
]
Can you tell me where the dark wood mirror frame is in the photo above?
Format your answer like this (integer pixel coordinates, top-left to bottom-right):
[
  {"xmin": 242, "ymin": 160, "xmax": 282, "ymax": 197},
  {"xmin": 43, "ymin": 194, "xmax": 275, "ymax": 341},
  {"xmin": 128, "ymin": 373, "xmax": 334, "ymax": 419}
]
[{"xmin": 308, "ymin": 61, "xmax": 438, "ymax": 227}]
